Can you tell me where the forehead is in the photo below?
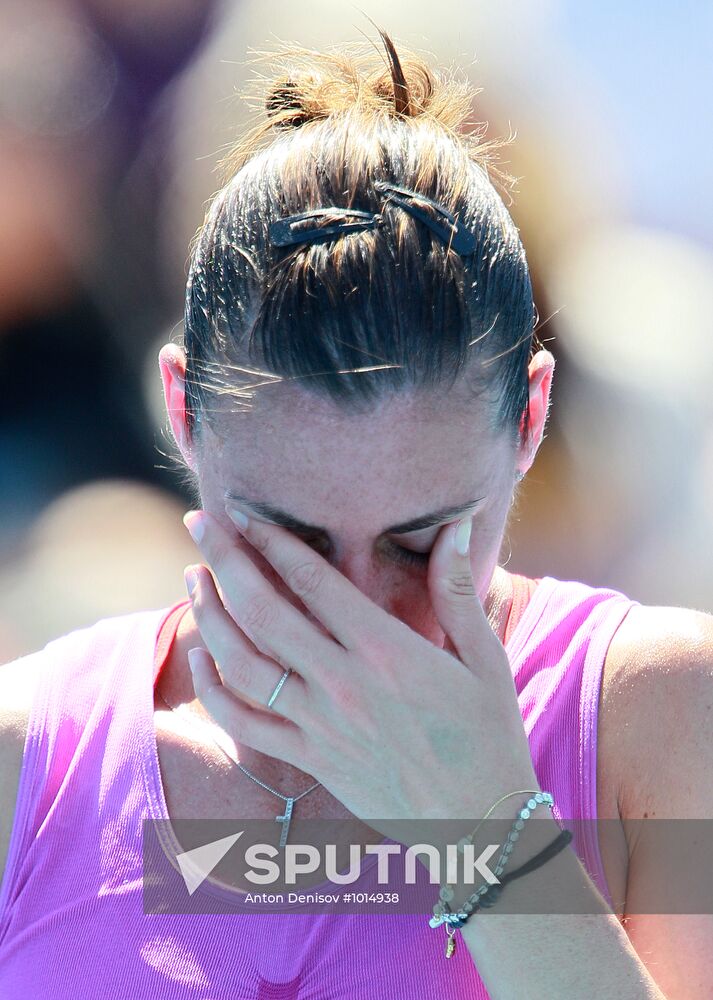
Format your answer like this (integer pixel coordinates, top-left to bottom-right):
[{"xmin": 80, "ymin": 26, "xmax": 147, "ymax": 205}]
[{"xmin": 197, "ymin": 383, "xmax": 512, "ymax": 521}]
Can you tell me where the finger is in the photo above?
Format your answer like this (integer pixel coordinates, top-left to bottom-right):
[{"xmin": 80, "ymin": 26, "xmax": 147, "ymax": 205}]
[
  {"xmin": 188, "ymin": 647, "xmax": 306, "ymax": 768},
  {"xmin": 223, "ymin": 503, "xmax": 394, "ymax": 650},
  {"xmin": 187, "ymin": 563, "xmax": 308, "ymax": 722},
  {"xmin": 427, "ymin": 517, "xmax": 504, "ymax": 674},
  {"xmin": 183, "ymin": 510, "xmax": 344, "ymax": 679}
]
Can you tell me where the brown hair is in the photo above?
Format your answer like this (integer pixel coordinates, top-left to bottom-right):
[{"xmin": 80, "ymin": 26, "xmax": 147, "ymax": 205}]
[{"xmin": 182, "ymin": 31, "xmax": 540, "ymax": 448}]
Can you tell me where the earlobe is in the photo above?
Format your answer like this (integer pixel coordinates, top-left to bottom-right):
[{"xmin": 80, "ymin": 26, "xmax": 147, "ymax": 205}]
[{"xmin": 158, "ymin": 344, "xmax": 194, "ymax": 468}]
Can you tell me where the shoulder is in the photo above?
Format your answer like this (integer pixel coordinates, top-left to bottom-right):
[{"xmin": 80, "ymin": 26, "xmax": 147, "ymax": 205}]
[{"xmin": 599, "ymin": 601, "xmax": 713, "ymax": 820}]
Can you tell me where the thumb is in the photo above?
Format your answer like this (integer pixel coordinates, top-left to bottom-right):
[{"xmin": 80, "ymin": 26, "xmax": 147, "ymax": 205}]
[{"xmin": 428, "ymin": 517, "xmax": 495, "ymax": 669}]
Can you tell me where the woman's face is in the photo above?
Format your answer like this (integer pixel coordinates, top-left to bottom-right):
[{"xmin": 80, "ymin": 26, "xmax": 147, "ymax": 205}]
[{"xmin": 160, "ymin": 347, "xmax": 553, "ymax": 650}]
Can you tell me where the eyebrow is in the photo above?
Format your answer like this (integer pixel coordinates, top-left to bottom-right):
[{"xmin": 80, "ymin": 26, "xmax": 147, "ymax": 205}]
[{"xmin": 223, "ymin": 490, "xmax": 487, "ymax": 536}]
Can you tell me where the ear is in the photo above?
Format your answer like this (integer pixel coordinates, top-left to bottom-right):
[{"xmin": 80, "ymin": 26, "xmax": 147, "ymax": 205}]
[
  {"xmin": 516, "ymin": 349, "xmax": 555, "ymax": 474},
  {"xmin": 158, "ymin": 344, "xmax": 196, "ymax": 470}
]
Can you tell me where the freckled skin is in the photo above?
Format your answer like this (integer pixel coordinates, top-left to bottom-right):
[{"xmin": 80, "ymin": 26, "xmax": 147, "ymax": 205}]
[{"xmin": 158, "ymin": 345, "xmax": 555, "ymax": 786}]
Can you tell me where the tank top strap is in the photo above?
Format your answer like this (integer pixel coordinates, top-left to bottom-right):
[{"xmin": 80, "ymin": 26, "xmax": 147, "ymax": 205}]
[
  {"xmin": 504, "ymin": 573, "xmax": 542, "ymax": 647},
  {"xmin": 153, "ymin": 599, "xmax": 192, "ymax": 683},
  {"xmin": 513, "ymin": 576, "xmax": 641, "ymax": 909}
]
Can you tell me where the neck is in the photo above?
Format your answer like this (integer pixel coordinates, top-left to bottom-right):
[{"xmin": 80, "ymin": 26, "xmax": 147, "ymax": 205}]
[{"xmin": 485, "ymin": 565, "xmax": 515, "ymax": 646}]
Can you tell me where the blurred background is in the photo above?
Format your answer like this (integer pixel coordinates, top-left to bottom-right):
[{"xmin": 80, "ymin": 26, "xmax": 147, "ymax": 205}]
[{"xmin": 1, "ymin": 0, "xmax": 711, "ymax": 660}]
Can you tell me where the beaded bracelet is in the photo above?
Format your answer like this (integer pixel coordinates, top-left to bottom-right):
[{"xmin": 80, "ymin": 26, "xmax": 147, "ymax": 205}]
[
  {"xmin": 429, "ymin": 790, "xmax": 558, "ymax": 958},
  {"xmin": 431, "ymin": 791, "xmax": 554, "ymax": 924},
  {"xmin": 437, "ymin": 827, "xmax": 573, "ymax": 958}
]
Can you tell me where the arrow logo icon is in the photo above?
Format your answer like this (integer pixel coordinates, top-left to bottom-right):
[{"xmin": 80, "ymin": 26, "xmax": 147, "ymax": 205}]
[{"xmin": 175, "ymin": 830, "xmax": 244, "ymax": 895}]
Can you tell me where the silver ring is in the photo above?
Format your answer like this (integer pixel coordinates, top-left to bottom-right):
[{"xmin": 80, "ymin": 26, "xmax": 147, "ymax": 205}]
[{"xmin": 266, "ymin": 668, "xmax": 292, "ymax": 710}]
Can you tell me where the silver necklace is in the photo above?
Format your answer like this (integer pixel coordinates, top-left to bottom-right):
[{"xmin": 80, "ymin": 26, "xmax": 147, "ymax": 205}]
[{"xmin": 155, "ymin": 687, "xmax": 322, "ymax": 847}]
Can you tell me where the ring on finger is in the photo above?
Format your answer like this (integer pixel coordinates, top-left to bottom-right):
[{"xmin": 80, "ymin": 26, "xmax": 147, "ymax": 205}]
[{"xmin": 267, "ymin": 668, "xmax": 293, "ymax": 710}]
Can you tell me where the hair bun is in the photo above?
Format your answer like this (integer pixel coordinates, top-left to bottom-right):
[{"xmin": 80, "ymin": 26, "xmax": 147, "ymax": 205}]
[
  {"xmin": 257, "ymin": 34, "xmax": 443, "ymax": 135},
  {"xmin": 220, "ymin": 32, "xmax": 513, "ymax": 190}
]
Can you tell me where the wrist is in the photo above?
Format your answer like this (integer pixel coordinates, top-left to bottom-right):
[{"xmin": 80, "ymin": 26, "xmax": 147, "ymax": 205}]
[
  {"xmin": 429, "ymin": 790, "xmax": 555, "ymax": 919},
  {"xmin": 427, "ymin": 789, "xmax": 613, "ymax": 961},
  {"xmin": 446, "ymin": 811, "xmax": 565, "ymax": 911}
]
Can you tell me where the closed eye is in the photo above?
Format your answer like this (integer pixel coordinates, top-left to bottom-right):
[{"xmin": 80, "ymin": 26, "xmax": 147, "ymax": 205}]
[
  {"xmin": 296, "ymin": 533, "xmax": 432, "ymax": 570},
  {"xmin": 389, "ymin": 544, "xmax": 431, "ymax": 569}
]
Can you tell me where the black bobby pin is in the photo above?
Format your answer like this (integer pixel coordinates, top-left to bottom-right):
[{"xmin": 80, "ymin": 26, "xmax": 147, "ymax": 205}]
[
  {"xmin": 373, "ymin": 181, "xmax": 476, "ymax": 255},
  {"xmin": 268, "ymin": 208, "xmax": 382, "ymax": 248},
  {"xmin": 267, "ymin": 185, "xmax": 477, "ymax": 255}
]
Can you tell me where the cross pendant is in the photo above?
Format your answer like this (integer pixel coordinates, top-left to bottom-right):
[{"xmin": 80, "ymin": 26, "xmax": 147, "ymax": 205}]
[{"xmin": 275, "ymin": 797, "xmax": 294, "ymax": 848}]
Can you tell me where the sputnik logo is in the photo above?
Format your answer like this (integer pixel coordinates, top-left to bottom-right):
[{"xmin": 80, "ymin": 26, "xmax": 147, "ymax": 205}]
[{"xmin": 175, "ymin": 830, "xmax": 245, "ymax": 894}]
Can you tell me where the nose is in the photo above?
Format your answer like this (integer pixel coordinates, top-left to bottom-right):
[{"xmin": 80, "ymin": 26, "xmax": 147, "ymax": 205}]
[{"xmin": 319, "ymin": 554, "xmax": 447, "ymax": 648}]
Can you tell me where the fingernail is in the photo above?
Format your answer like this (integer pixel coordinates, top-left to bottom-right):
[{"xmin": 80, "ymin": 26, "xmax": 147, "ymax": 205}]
[
  {"xmin": 183, "ymin": 510, "xmax": 205, "ymax": 544},
  {"xmin": 454, "ymin": 517, "xmax": 472, "ymax": 557},
  {"xmin": 184, "ymin": 565, "xmax": 198, "ymax": 596},
  {"xmin": 225, "ymin": 506, "xmax": 249, "ymax": 531},
  {"xmin": 187, "ymin": 648, "xmax": 201, "ymax": 674}
]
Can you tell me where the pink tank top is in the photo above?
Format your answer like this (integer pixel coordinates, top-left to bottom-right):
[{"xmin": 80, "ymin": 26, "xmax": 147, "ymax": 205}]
[{"xmin": 0, "ymin": 575, "xmax": 638, "ymax": 998}]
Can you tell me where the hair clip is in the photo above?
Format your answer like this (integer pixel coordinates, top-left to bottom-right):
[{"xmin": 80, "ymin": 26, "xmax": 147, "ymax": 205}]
[
  {"xmin": 373, "ymin": 181, "xmax": 476, "ymax": 255},
  {"xmin": 269, "ymin": 208, "xmax": 382, "ymax": 248}
]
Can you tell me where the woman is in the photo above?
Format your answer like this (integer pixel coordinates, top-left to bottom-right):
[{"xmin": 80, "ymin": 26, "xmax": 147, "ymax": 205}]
[{"xmin": 1, "ymin": 33, "xmax": 712, "ymax": 999}]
